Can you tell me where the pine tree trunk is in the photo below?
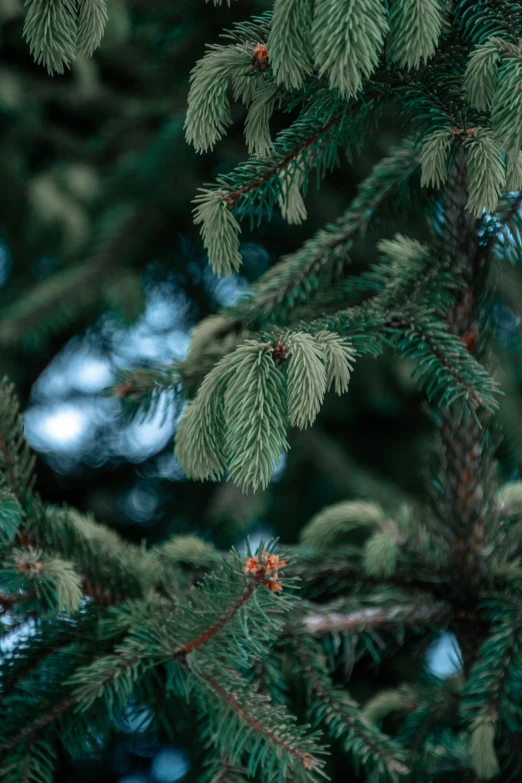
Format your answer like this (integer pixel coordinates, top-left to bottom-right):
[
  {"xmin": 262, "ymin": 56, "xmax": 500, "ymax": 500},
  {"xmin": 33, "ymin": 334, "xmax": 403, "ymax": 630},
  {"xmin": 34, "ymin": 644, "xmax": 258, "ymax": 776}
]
[{"xmin": 436, "ymin": 147, "xmax": 498, "ymax": 667}]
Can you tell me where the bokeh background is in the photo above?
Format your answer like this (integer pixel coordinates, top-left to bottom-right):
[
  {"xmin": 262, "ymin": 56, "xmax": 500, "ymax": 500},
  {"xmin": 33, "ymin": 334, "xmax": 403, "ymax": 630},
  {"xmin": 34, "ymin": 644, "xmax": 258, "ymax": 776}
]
[{"xmin": 1, "ymin": 1, "xmax": 522, "ymax": 780}]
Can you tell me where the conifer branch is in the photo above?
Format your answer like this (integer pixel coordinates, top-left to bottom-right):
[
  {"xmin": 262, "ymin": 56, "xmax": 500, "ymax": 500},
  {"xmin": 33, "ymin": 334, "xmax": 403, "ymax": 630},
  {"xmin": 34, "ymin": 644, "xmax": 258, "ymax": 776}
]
[
  {"xmin": 389, "ymin": 312, "xmax": 500, "ymax": 411},
  {"xmin": 175, "ymin": 332, "xmax": 355, "ymax": 492},
  {"xmin": 11, "ymin": 0, "xmax": 522, "ymax": 779},
  {"xmin": 0, "ymin": 379, "xmax": 36, "ymax": 499},
  {"xmin": 197, "ymin": 670, "xmax": 320, "ymax": 774},
  {"xmin": 0, "ymin": 545, "xmax": 294, "ymax": 762},
  {"xmin": 25, "ymin": 500, "xmax": 153, "ymax": 602},
  {"xmin": 0, "ymin": 739, "xmax": 57, "ymax": 783},
  {"xmin": 460, "ymin": 600, "xmax": 522, "ymax": 726},
  {"xmin": 293, "ymin": 635, "xmax": 410, "ymax": 778},
  {"xmin": 190, "ymin": 657, "xmax": 327, "ymax": 781},
  {"xmin": 223, "ymin": 139, "xmax": 420, "ymax": 328},
  {"xmin": 173, "ymin": 551, "xmax": 291, "ymax": 658},
  {"xmin": 0, "ymin": 696, "xmax": 76, "ymax": 755},
  {"xmin": 194, "ymin": 89, "xmax": 387, "ymax": 275},
  {"xmin": 0, "ymin": 609, "xmax": 103, "ymax": 703},
  {"xmin": 302, "ymin": 601, "xmax": 451, "ymax": 635},
  {"xmin": 175, "ymin": 582, "xmax": 257, "ymax": 656},
  {"xmin": 309, "ymin": 304, "xmax": 499, "ymax": 415},
  {"xmin": 224, "ymin": 114, "xmax": 343, "ymax": 207}
]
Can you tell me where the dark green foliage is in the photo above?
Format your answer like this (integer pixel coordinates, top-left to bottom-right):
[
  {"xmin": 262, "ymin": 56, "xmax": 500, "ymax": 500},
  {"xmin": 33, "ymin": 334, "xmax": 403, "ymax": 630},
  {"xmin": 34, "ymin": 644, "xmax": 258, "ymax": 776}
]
[
  {"xmin": 0, "ymin": 378, "xmax": 36, "ymax": 497},
  {"xmin": 7, "ymin": 0, "xmax": 522, "ymax": 782}
]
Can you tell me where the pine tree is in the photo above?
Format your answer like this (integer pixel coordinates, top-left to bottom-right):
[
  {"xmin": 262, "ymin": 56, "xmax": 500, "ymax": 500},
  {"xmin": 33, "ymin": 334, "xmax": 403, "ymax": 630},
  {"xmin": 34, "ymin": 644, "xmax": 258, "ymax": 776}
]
[{"xmin": 5, "ymin": 0, "xmax": 522, "ymax": 781}]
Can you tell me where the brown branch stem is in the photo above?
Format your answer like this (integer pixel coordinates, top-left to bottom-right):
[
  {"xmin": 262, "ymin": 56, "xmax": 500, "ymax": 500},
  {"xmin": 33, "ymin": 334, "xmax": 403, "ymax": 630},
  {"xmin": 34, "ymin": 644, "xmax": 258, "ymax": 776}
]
[
  {"xmin": 224, "ymin": 114, "xmax": 343, "ymax": 206},
  {"xmin": 222, "ymin": 92, "xmax": 384, "ymax": 208},
  {"xmin": 301, "ymin": 601, "xmax": 452, "ymax": 635},
  {"xmin": 175, "ymin": 581, "xmax": 257, "ymax": 656}
]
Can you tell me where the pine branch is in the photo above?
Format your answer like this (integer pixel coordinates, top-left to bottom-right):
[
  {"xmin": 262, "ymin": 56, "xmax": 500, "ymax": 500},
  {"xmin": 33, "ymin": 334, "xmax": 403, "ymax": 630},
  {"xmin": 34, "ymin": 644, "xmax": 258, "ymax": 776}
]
[
  {"xmin": 176, "ymin": 581, "xmax": 258, "ymax": 656},
  {"xmin": 175, "ymin": 331, "xmax": 354, "ymax": 492},
  {"xmin": 309, "ymin": 300, "xmax": 500, "ymax": 416},
  {"xmin": 301, "ymin": 601, "xmax": 452, "ymax": 635},
  {"xmin": 194, "ymin": 87, "xmax": 387, "ymax": 275},
  {"xmin": 0, "ymin": 379, "xmax": 36, "ymax": 499},
  {"xmin": 41, "ymin": 543, "xmax": 292, "ymax": 735},
  {"xmin": 201, "ymin": 672, "xmax": 316, "ymax": 767},
  {"xmin": 388, "ymin": 309, "xmax": 500, "ymax": 412},
  {"xmin": 23, "ymin": 0, "xmax": 78, "ymax": 76},
  {"xmin": 192, "ymin": 661, "xmax": 326, "ymax": 781},
  {"xmin": 0, "ymin": 599, "xmax": 150, "ymax": 755},
  {"xmin": 136, "ymin": 543, "xmax": 296, "ymax": 664},
  {"xmin": 25, "ymin": 499, "xmax": 153, "ymax": 602},
  {"xmin": 293, "ymin": 634, "xmax": 410, "ymax": 779},
  {"xmin": 221, "ymin": 95, "xmax": 373, "ymax": 202},
  {"xmin": 0, "ymin": 696, "xmax": 75, "ymax": 756},
  {"xmin": 0, "ymin": 619, "xmax": 94, "ymax": 703},
  {"xmin": 0, "ymin": 546, "xmax": 301, "ymax": 762},
  {"xmin": 0, "ymin": 739, "xmax": 56, "ymax": 783},
  {"xmin": 454, "ymin": 0, "xmax": 522, "ymax": 45},
  {"xmin": 0, "ymin": 547, "xmax": 83, "ymax": 614},
  {"xmin": 460, "ymin": 600, "xmax": 522, "ymax": 761},
  {"xmin": 223, "ymin": 139, "xmax": 420, "ymax": 328}
]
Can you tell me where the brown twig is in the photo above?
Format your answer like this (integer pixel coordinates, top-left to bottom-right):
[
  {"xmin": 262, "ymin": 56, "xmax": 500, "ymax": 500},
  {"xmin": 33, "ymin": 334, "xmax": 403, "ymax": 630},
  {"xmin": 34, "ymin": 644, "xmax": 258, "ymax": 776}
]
[{"xmin": 302, "ymin": 601, "xmax": 452, "ymax": 635}]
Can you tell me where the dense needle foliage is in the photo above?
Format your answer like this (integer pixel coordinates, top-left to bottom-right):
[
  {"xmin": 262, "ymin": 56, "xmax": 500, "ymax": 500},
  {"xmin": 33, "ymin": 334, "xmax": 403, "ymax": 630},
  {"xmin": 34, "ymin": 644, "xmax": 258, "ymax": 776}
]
[{"xmin": 3, "ymin": 0, "xmax": 522, "ymax": 781}]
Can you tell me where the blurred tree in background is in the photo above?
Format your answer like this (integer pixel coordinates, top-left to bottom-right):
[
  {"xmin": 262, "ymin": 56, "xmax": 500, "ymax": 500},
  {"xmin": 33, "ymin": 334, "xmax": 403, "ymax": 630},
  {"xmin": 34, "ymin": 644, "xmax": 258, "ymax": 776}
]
[{"xmin": 3, "ymin": 1, "xmax": 522, "ymax": 782}]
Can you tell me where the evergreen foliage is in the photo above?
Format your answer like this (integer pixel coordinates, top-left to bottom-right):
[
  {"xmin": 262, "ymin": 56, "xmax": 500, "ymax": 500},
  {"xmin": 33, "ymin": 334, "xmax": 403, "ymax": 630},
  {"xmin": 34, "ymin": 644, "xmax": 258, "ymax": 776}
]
[
  {"xmin": 23, "ymin": 0, "xmax": 108, "ymax": 75},
  {"xmin": 8, "ymin": 0, "xmax": 522, "ymax": 781}
]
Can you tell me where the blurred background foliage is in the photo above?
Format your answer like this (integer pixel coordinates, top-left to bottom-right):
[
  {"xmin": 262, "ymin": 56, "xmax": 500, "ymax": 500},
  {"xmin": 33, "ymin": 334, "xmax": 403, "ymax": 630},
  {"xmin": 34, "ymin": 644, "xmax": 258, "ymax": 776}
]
[{"xmin": 1, "ymin": 0, "xmax": 522, "ymax": 781}]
